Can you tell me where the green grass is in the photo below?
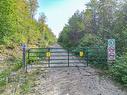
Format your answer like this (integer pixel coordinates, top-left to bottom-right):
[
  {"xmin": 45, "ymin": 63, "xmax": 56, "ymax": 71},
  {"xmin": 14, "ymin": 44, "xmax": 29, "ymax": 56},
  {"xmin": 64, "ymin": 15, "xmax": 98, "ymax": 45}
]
[
  {"xmin": 21, "ymin": 80, "xmax": 31, "ymax": 93},
  {"xmin": 0, "ymin": 59, "xmax": 22, "ymax": 88}
]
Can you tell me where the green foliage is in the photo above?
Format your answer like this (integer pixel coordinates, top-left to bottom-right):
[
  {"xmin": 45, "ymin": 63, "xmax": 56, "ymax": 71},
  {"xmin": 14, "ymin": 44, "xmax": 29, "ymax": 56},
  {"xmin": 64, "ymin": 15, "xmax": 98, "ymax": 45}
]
[
  {"xmin": 27, "ymin": 48, "xmax": 48, "ymax": 64},
  {"xmin": 58, "ymin": 0, "xmax": 127, "ymax": 85},
  {"xmin": 0, "ymin": 0, "xmax": 56, "ymax": 47},
  {"xmin": 87, "ymin": 46, "xmax": 107, "ymax": 64},
  {"xmin": 110, "ymin": 54, "xmax": 127, "ymax": 86},
  {"xmin": 11, "ymin": 59, "xmax": 22, "ymax": 71},
  {"xmin": 0, "ymin": 69, "xmax": 10, "ymax": 87},
  {"xmin": 78, "ymin": 34, "xmax": 103, "ymax": 47},
  {"xmin": 0, "ymin": 0, "xmax": 17, "ymax": 44},
  {"xmin": 0, "ymin": 59, "xmax": 22, "ymax": 87},
  {"xmin": 37, "ymin": 13, "xmax": 56, "ymax": 47},
  {"xmin": 58, "ymin": 0, "xmax": 127, "ymax": 63},
  {"xmin": 21, "ymin": 80, "xmax": 31, "ymax": 93},
  {"xmin": 58, "ymin": 11, "xmax": 84, "ymax": 48}
]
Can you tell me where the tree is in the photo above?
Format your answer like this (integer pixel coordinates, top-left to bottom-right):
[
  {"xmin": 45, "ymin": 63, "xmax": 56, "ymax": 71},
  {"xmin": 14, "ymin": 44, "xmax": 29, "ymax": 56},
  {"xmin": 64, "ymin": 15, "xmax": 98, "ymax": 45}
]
[
  {"xmin": 37, "ymin": 13, "xmax": 56, "ymax": 47},
  {"xmin": 86, "ymin": 0, "xmax": 98, "ymax": 33},
  {"xmin": 58, "ymin": 0, "xmax": 127, "ymax": 85},
  {"xmin": 0, "ymin": 0, "xmax": 17, "ymax": 44},
  {"xmin": 28, "ymin": 0, "xmax": 38, "ymax": 18},
  {"xmin": 58, "ymin": 10, "xmax": 84, "ymax": 48},
  {"xmin": 0, "ymin": 0, "xmax": 56, "ymax": 48}
]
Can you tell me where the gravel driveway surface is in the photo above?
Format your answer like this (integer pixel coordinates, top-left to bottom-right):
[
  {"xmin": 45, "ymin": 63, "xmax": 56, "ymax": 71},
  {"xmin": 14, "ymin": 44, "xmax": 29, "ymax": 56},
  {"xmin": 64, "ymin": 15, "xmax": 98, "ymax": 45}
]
[{"xmin": 30, "ymin": 44, "xmax": 127, "ymax": 95}]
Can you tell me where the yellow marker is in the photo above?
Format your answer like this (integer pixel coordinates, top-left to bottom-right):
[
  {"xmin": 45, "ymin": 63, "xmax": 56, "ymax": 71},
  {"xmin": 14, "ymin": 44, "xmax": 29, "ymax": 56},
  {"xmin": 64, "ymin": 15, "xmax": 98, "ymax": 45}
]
[
  {"xmin": 80, "ymin": 51, "xmax": 84, "ymax": 57},
  {"xmin": 46, "ymin": 52, "xmax": 51, "ymax": 57}
]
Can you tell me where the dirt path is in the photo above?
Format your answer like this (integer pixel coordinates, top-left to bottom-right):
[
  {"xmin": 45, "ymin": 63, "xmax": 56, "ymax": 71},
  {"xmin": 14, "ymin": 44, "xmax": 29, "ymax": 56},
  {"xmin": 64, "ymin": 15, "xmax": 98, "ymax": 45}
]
[{"xmin": 30, "ymin": 44, "xmax": 127, "ymax": 95}]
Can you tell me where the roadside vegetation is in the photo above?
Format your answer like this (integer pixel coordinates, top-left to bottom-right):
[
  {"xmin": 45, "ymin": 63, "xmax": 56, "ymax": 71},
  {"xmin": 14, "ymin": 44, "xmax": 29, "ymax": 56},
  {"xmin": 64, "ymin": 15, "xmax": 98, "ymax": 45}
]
[
  {"xmin": 0, "ymin": 0, "xmax": 56, "ymax": 94},
  {"xmin": 58, "ymin": 0, "xmax": 127, "ymax": 86}
]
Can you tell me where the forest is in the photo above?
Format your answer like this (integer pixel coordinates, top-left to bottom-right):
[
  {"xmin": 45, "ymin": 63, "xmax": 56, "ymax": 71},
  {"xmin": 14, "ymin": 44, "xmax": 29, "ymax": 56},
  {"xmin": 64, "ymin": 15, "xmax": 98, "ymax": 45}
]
[
  {"xmin": 0, "ymin": 0, "xmax": 56, "ymax": 92},
  {"xmin": 58, "ymin": 0, "xmax": 127, "ymax": 86},
  {"xmin": 0, "ymin": 0, "xmax": 56, "ymax": 48}
]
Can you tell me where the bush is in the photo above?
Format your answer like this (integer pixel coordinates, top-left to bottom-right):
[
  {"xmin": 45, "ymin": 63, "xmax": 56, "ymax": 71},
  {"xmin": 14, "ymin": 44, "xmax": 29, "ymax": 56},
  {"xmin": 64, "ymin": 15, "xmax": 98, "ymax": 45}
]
[
  {"xmin": 88, "ymin": 46, "xmax": 107, "ymax": 64},
  {"xmin": 79, "ymin": 34, "xmax": 103, "ymax": 47},
  {"xmin": 110, "ymin": 53, "xmax": 127, "ymax": 86}
]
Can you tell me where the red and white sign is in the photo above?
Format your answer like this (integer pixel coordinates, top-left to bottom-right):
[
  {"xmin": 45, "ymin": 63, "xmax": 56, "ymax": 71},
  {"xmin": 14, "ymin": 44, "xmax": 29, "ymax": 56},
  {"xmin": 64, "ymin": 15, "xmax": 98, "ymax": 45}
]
[{"xmin": 108, "ymin": 39, "xmax": 115, "ymax": 61}]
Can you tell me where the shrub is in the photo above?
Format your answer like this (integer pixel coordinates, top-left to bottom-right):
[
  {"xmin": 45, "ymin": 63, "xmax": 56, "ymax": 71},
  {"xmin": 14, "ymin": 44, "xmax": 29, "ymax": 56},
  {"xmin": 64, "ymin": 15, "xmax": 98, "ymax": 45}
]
[{"xmin": 110, "ymin": 53, "xmax": 127, "ymax": 86}]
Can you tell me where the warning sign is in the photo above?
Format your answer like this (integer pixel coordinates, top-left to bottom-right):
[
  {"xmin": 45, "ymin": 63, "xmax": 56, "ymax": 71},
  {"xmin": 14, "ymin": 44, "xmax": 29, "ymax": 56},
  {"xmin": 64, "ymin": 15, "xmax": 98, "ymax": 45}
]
[
  {"xmin": 46, "ymin": 52, "xmax": 51, "ymax": 57},
  {"xmin": 80, "ymin": 51, "xmax": 84, "ymax": 57}
]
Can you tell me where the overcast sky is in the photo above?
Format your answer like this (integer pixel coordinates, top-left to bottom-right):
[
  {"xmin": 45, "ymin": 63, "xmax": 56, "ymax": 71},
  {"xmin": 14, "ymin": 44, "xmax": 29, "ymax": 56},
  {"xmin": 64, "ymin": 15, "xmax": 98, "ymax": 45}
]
[{"xmin": 36, "ymin": 0, "xmax": 89, "ymax": 38}]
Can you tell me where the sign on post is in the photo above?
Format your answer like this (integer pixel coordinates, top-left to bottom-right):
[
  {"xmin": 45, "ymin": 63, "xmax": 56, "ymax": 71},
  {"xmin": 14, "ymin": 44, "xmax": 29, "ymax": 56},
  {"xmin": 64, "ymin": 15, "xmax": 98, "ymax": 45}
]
[
  {"xmin": 80, "ymin": 51, "xmax": 84, "ymax": 57},
  {"xmin": 107, "ymin": 39, "xmax": 115, "ymax": 62},
  {"xmin": 46, "ymin": 52, "xmax": 51, "ymax": 57}
]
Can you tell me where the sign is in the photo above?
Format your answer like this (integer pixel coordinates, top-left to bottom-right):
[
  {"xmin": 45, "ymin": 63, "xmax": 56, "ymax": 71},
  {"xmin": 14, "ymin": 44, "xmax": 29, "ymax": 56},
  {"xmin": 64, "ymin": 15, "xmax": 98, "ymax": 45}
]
[
  {"xmin": 108, "ymin": 39, "xmax": 115, "ymax": 61},
  {"xmin": 22, "ymin": 44, "xmax": 27, "ymax": 49},
  {"xmin": 80, "ymin": 51, "xmax": 84, "ymax": 57},
  {"xmin": 108, "ymin": 39, "xmax": 115, "ymax": 48},
  {"xmin": 46, "ymin": 52, "xmax": 51, "ymax": 57}
]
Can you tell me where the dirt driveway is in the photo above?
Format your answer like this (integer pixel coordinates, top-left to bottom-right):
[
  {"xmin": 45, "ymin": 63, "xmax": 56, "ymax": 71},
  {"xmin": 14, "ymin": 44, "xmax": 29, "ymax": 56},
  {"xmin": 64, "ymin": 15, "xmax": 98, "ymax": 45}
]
[{"xmin": 30, "ymin": 44, "xmax": 127, "ymax": 95}]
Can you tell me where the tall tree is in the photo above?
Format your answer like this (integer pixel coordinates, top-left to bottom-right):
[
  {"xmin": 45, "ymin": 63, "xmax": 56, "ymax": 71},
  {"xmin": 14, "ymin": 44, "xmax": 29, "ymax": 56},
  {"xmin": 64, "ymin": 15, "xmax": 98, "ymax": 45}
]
[
  {"xmin": 28, "ymin": 0, "xmax": 38, "ymax": 18},
  {"xmin": 97, "ymin": 0, "xmax": 117, "ymax": 40},
  {"xmin": 37, "ymin": 13, "xmax": 56, "ymax": 47},
  {"xmin": 86, "ymin": 0, "xmax": 98, "ymax": 33}
]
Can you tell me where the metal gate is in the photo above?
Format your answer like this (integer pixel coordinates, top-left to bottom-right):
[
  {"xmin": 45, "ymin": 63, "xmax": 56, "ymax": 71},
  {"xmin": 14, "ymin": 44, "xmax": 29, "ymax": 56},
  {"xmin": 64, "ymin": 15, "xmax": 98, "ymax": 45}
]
[{"xmin": 27, "ymin": 48, "xmax": 88, "ymax": 67}]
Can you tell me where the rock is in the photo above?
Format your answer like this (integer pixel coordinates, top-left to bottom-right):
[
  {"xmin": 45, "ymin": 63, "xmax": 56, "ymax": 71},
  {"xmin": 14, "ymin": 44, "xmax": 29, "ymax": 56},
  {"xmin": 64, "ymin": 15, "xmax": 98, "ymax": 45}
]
[{"xmin": 0, "ymin": 55, "xmax": 5, "ymax": 62}]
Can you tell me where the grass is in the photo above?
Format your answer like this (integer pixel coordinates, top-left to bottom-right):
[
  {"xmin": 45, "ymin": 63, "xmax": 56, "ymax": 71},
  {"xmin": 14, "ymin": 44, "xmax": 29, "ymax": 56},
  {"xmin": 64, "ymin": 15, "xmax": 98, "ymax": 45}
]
[
  {"xmin": 0, "ymin": 64, "xmax": 41, "ymax": 94},
  {"xmin": 0, "ymin": 59, "xmax": 22, "ymax": 88},
  {"xmin": 21, "ymin": 80, "xmax": 31, "ymax": 94}
]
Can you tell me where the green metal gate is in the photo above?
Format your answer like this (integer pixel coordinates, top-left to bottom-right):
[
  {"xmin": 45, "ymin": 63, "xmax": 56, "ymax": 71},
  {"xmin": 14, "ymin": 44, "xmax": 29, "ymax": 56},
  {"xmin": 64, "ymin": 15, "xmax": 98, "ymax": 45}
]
[{"xmin": 27, "ymin": 48, "xmax": 88, "ymax": 67}]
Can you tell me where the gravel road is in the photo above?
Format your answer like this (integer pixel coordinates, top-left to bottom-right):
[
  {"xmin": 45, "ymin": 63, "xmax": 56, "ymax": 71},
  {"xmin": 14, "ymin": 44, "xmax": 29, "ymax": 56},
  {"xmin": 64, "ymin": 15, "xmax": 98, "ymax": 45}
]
[{"xmin": 30, "ymin": 44, "xmax": 127, "ymax": 95}]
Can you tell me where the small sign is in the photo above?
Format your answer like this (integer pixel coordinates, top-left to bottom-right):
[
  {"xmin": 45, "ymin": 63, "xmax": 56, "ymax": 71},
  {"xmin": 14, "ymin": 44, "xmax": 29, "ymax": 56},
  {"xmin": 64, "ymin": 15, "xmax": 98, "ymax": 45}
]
[
  {"xmin": 80, "ymin": 51, "xmax": 84, "ymax": 57},
  {"xmin": 108, "ymin": 39, "xmax": 115, "ymax": 48},
  {"xmin": 46, "ymin": 52, "xmax": 51, "ymax": 57},
  {"xmin": 22, "ymin": 44, "xmax": 27, "ymax": 49},
  {"xmin": 108, "ymin": 39, "xmax": 115, "ymax": 61}
]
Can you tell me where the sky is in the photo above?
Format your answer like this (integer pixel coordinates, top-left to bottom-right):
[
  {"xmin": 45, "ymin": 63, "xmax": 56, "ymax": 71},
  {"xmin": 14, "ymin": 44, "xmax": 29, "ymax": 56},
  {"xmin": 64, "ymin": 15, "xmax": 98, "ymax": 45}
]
[{"xmin": 36, "ymin": 0, "xmax": 89, "ymax": 38}]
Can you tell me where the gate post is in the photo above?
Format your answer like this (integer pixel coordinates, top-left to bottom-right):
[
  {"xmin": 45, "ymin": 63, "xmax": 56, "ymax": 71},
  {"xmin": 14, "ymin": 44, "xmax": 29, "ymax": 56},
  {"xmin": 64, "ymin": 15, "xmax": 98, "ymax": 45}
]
[
  {"xmin": 68, "ymin": 50, "xmax": 69, "ymax": 67},
  {"xmin": 22, "ymin": 44, "xmax": 27, "ymax": 72},
  {"xmin": 28, "ymin": 49, "xmax": 30, "ymax": 66},
  {"xmin": 48, "ymin": 48, "xmax": 50, "ymax": 67},
  {"xmin": 86, "ymin": 47, "xmax": 89, "ymax": 66}
]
